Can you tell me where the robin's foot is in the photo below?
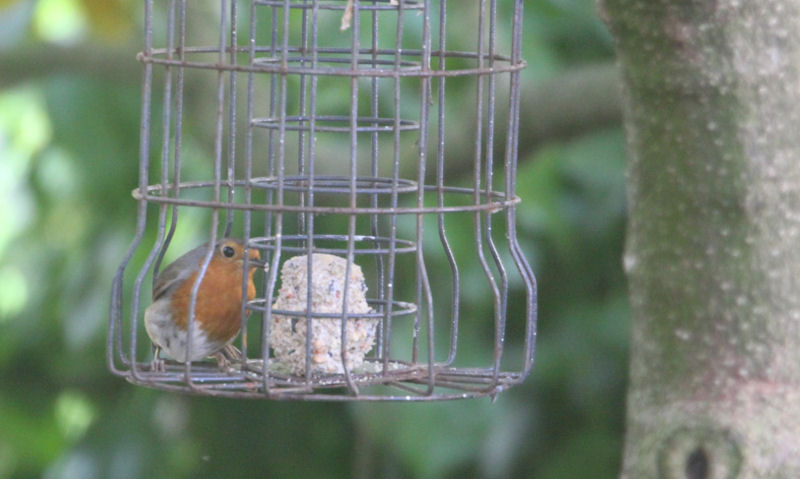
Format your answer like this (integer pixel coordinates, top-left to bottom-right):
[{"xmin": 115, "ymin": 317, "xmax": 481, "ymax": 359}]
[
  {"xmin": 214, "ymin": 344, "xmax": 243, "ymax": 370},
  {"xmin": 150, "ymin": 347, "xmax": 166, "ymax": 372}
]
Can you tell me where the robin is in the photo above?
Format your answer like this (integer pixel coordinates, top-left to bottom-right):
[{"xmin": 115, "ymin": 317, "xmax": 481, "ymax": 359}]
[{"xmin": 144, "ymin": 238, "xmax": 261, "ymax": 369}]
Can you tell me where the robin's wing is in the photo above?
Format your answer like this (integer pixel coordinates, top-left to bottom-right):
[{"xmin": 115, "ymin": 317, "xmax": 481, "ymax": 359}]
[{"xmin": 152, "ymin": 242, "xmax": 213, "ymax": 300}]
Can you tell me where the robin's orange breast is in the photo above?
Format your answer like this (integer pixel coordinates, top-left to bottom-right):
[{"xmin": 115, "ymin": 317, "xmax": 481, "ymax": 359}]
[{"xmin": 168, "ymin": 258, "xmax": 257, "ymax": 343}]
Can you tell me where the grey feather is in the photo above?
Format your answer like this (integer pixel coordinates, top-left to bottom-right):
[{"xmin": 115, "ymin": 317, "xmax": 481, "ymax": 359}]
[{"xmin": 151, "ymin": 239, "xmax": 240, "ymax": 300}]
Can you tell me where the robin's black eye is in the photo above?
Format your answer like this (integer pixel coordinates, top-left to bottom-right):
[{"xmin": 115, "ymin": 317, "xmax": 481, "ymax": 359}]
[{"xmin": 222, "ymin": 245, "xmax": 235, "ymax": 258}]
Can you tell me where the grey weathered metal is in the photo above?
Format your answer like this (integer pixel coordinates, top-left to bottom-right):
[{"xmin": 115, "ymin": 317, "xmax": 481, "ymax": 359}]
[{"xmin": 108, "ymin": 0, "xmax": 536, "ymax": 400}]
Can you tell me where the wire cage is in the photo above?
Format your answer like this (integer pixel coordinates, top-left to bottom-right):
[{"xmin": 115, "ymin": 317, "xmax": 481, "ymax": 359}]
[{"xmin": 108, "ymin": 0, "xmax": 536, "ymax": 400}]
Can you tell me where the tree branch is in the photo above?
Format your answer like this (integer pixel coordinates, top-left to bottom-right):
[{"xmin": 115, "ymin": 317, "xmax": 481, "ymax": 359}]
[
  {"xmin": 519, "ymin": 62, "xmax": 621, "ymax": 159},
  {"xmin": 0, "ymin": 44, "xmax": 141, "ymax": 87},
  {"xmin": 602, "ymin": 0, "xmax": 800, "ymax": 476},
  {"xmin": 1, "ymin": 44, "xmax": 622, "ymax": 156}
]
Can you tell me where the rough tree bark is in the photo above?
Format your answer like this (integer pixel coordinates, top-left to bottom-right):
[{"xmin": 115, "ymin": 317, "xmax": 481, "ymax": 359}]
[{"xmin": 600, "ymin": 1, "xmax": 800, "ymax": 477}]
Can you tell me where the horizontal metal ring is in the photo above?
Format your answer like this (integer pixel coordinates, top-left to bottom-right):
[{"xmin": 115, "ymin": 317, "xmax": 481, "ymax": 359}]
[
  {"xmin": 132, "ymin": 180, "xmax": 520, "ymax": 214},
  {"xmin": 250, "ymin": 116, "xmax": 419, "ymax": 133},
  {"xmin": 248, "ymin": 234, "xmax": 418, "ymax": 255},
  {"xmin": 249, "ymin": 176, "xmax": 419, "ymax": 195},
  {"xmin": 137, "ymin": 47, "xmax": 526, "ymax": 78},
  {"xmin": 247, "ymin": 298, "xmax": 418, "ymax": 318},
  {"xmin": 254, "ymin": 0, "xmax": 423, "ymax": 10}
]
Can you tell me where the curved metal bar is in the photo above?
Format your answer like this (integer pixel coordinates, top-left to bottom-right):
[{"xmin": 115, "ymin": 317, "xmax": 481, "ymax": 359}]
[{"xmin": 137, "ymin": 48, "xmax": 526, "ymax": 78}]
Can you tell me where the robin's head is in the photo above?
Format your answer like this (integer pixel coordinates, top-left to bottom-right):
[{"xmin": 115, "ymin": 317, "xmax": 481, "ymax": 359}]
[{"xmin": 215, "ymin": 239, "xmax": 262, "ymax": 267}]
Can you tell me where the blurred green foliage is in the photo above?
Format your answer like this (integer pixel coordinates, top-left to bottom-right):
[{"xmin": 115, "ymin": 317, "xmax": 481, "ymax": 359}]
[{"xmin": 0, "ymin": 0, "xmax": 626, "ymax": 478}]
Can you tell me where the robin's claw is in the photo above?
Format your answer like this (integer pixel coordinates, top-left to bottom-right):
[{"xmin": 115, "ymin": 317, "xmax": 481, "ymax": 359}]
[{"xmin": 150, "ymin": 347, "xmax": 166, "ymax": 372}]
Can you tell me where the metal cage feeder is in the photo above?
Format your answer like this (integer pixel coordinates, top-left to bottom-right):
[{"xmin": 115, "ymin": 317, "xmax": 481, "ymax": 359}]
[{"xmin": 108, "ymin": 0, "xmax": 537, "ymax": 400}]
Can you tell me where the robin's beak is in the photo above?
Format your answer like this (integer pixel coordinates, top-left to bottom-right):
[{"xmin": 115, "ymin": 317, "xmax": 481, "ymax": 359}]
[{"xmin": 246, "ymin": 258, "xmax": 267, "ymax": 269}]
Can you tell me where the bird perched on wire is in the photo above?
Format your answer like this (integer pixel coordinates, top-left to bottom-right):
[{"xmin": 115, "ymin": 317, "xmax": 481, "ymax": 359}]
[{"xmin": 144, "ymin": 238, "xmax": 261, "ymax": 370}]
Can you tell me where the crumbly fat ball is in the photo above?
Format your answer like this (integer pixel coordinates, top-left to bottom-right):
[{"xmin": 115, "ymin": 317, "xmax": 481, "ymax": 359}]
[{"xmin": 269, "ymin": 254, "xmax": 378, "ymax": 375}]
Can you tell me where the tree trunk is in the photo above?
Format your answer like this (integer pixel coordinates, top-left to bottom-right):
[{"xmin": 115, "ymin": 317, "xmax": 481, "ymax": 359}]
[{"xmin": 600, "ymin": 1, "xmax": 800, "ymax": 477}]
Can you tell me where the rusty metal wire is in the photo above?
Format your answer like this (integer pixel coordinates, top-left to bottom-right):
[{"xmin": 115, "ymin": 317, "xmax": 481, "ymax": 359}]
[{"xmin": 108, "ymin": 0, "xmax": 536, "ymax": 400}]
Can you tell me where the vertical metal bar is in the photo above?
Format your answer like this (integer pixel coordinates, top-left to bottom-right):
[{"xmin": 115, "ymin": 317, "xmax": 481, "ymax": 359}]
[
  {"xmin": 484, "ymin": 0, "xmax": 508, "ymax": 388},
  {"xmin": 109, "ymin": 231, "xmax": 138, "ymax": 373},
  {"xmin": 505, "ymin": 0, "xmax": 537, "ymax": 376},
  {"xmin": 302, "ymin": 0, "xmax": 319, "ymax": 385},
  {"xmin": 138, "ymin": 0, "xmax": 180, "ymax": 374},
  {"xmin": 434, "ymin": 0, "xmax": 459, "ymax": 367},
  {"xmin": 127, "ymin": 223, "xmax": 153, "ymax": 379},
  {"xmin": 126, "ymin": 0, "xmax": 157, "ymax": 380},
  {"xmin": 256, "ymin": 0, "xmax": 282, "ymax": 393},
  {"xmin": 301, "ymin": 0, "xmax": 320, "ymax": 382},
  {"xmin": 184, "ymin": 0, "xmax": 230, "ymax": 387},
  {"xmin": 260, "ymin": 0, "xmax": 291, "ymax": 394},
  {"xmin": 369, "ymin": 0, "xmax": 386, "ymax": 365},
  {"xmin": 296, "ymin": 0, "xmax": 311, "ymax": 237},
  {"xmin": 470, "ymin": 0, "xmax": 502, "ymax": 387},
  {"xmin": 224, "ymin": 0, "xmax": 239, "ymax": 238},
  {"xmin": 263, "ymin": 1, "xmax": 280, "ymax": 263},
  {"xmin": 241, "ymin": 0, "xmax": 260, "ymax": 367},
  {"xmin": 382, "ymin": 0, "xmax": 405, "ymax": 374},
  {"xmin": 154, "ymin": 0, "xmax": 188, "ymax": 280},
  {"xmin": 109, "ymin": 234, "xmax": 139, "ymax": 373},
  {"xmin": 341, "ymin": 0, "xmax": 362, "ymax": 395},
  {"xmin": 415, "ymin": 0, "xmax": 436, "ymax": 393},
  {"xmin": 152, "ymin": 0, "xmax": 176, "ymax": 284}
]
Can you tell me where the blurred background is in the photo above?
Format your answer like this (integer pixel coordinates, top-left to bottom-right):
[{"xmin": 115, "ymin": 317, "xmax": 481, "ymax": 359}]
[{"xmin": 0, "ymin": 0, "xmax": 628, "ymax": 477}]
